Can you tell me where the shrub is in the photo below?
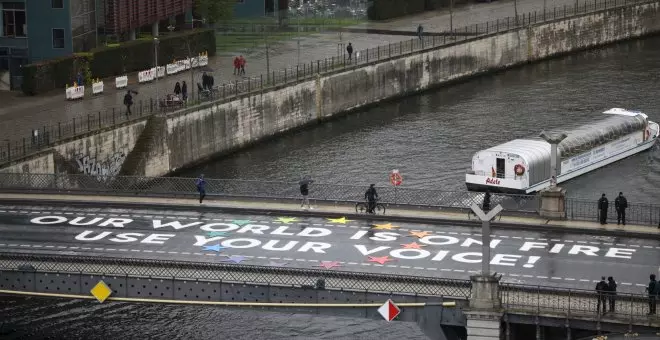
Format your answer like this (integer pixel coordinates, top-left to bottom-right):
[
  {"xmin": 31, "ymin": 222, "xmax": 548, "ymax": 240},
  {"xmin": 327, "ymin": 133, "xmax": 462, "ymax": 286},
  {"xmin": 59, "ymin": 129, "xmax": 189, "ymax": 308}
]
[{"xmin": 367, "ymin": 0, "xmax": 426, "ymax": 20}]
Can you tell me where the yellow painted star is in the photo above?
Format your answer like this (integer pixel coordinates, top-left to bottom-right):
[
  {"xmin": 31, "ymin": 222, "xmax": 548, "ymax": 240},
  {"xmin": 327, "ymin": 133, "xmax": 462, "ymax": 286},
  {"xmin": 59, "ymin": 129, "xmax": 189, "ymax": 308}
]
[
  {"xmin": 409, "ymin": 231, "xmax": 432, "ymax": 238},
  {"xmin": 327, "ymin": 217, "xmax": 352, "ymax": 224},
  {"xmin": 275, "ymin": 217, "xmax": 298, "ymax": 224},
  {"xmin": 372, "ymin": 223, "xmax": 399, "ymax": 230}
]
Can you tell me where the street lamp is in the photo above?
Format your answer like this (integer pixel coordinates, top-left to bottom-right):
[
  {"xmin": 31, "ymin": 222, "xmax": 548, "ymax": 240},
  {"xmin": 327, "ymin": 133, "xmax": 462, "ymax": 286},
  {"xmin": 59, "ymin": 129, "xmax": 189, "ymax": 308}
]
[
  {"xmin": 470, "ymin": 203, "xmax": 503, "ymax": 277},
  {"xmin": 154, "ymin": 37, "xmax": 160, "ymax": 112},
  {"xmin": 539, "ymin": 131, "xmax": 568, "ymax": 188}
]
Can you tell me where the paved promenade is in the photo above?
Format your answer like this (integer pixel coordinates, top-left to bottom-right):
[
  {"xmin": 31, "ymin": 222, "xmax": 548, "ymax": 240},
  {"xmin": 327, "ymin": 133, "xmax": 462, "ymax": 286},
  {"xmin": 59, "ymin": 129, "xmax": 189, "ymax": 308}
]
[{"xmin": 0, "ymin": 0, "xmax": 579, "ymax": 141}]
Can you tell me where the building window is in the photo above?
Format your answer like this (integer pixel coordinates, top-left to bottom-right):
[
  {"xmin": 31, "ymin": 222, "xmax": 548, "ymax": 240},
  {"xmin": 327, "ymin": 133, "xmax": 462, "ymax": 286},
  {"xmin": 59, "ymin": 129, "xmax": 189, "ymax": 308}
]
[
  {"xmin": 2, "ymin": 2, "xmax": 27, "ymax": 37},
  {"xmin": 52, "ymin": 0, "xmax": 64, "ymax": 9},
  {"xmin": 52, "ymin": 29, "xmax": 65, "ymax": 49}
]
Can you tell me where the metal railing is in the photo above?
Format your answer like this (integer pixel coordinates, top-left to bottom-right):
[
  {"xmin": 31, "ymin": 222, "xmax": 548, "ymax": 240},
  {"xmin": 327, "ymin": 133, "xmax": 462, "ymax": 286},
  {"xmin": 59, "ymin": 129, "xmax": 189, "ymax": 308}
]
[
  {"xmin": 0, "ymin": 173, "xmax": 539, "ymax": 212},
  {"xmin": 566, "ymin": 198, "xmax": 660, "ymax": 226},
  {"xmin": 0, "ymin": 0, "xmax": 653, "ymax": 166},
  {"xmin": 502, "ymin": 283, "xmax": 659, "ymax": 322}
]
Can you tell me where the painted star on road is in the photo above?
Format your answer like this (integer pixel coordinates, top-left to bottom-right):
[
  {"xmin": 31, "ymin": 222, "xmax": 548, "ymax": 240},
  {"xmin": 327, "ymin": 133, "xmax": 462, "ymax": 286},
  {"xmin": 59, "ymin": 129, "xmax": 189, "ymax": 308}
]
[
  {"xmin": 275, "ymin": 217, "xmax": 298, "ymax": 224},
  {"xmin": 207, "ymin": 231, "xmax": 227, "ymax": 237},
  {"xmin": 202, "ymin": 244, "xmax": 224, "ymax": 252},
  {"xmin": 372, "ymin": 223, "xmax": 399, "ymax": 230},
  {"xmin": 368, "ymin": 256, "xmax": 394, "ymax": 265},
  {"xmin": 327, "ymin": 217, "xmax": 352, "ymax": 224},
  {"xmin": 231, "ymin": 219, "xmax": 254, "ymax": 226},
  {"xmin": 316, "ymin": 261, "xmax": 342, "ymax": 269},
  {"xmin": 409, "ymin": 231, "xmax": 432, "ymax": 238},
  {"xmin": 400, "ymin": 242, "xmax": 425, "ymax": 249},
  {"xmin": 268, "ymin": 261, "xmax": 289, "ymax": 267},
  {"xmin": 223, "ymin": 255, "xmax": 247, "ymax": 264}
]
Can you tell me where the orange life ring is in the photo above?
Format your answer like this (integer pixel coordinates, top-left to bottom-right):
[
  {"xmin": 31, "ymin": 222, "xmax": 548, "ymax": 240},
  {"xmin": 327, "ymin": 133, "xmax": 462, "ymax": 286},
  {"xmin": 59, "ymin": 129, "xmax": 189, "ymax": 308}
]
[
  {"xmin": 644, "ymin": 128, "xmax": 651, "ymax": 141},
  {"xmin": 514, "ymin": 164, "xmax": 525, "ymax": 176}
]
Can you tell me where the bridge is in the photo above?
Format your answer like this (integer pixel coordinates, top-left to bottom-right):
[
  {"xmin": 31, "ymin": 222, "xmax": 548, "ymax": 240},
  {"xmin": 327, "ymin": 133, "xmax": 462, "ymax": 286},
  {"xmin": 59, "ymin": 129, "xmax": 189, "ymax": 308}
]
[{"xmin": 0, "ymin": 173, "xmax": 658, "ymax": 339}]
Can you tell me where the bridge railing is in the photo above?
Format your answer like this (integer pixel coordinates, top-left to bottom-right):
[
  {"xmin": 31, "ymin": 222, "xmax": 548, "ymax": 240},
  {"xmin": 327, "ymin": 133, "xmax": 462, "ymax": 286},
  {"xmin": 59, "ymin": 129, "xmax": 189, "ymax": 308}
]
[
  {"xmin": 0, "ymin": 173, "xmax": 540, "ymax": 213},
  {"xmin": 0, "ymin": 0, "xmax": 653, "ymax": 167},
  {"xmin": 565, "ymin": 197, "xmax": 660, "ymax": 226},
  {"xmin": 0, "ymin": 252, "xmax": 472, "ymax": 299},
  {"xmin": 501, "ymin": 283, "xmax": 658, "ymax": 322}
]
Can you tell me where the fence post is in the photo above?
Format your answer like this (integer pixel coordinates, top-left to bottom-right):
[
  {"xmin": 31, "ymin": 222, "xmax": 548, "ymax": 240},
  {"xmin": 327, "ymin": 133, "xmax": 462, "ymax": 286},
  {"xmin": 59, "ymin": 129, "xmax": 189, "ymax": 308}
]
[
  {"xmin": 317, "ymin": 60, "xmax": 320, "ymax": 73},
  {"xmin": 58, "ymin": 122, "xmax": 62, "ymax": 139},
  {"xmin": 507, "ymin": 17, "xmax": 510, "ymax": 30},
  {"xmin": 377, "ymin": 46, "xmax": 380, "ymax": 60},
  {"xmin": 87, "ymin": 114, "xmax": 91, "ymax": 131},
  {"xmin": 366, "ymin": 49, "xmax": 369, "ymax": 63},
  {"xmin": 389, "ymin": 43, "xmax": 391, "ymax": 57},
  {"xmin": 6, "ymin": 141, "xmax": 9, "ymax": 162},
  {"xmin": 235, "ymin": 80, "xmax": 238, "ymax": 96},
  {"xmin": 496, "ymin": 18, "xmax": 499, "ymax": 33},
  {"xmin": 272, "ymin": 70, "xmax": 275, "ymax": 85},
  {"xmin": 248, "ymin": 78, "xmax": 251, "ymax": 93},
  {"xmin": 296, "ymin": 65, "xmax": 299, "ymax": 80},
  {"xmin": 139, "ymin": 100, "xmax": 143, "ymax": 116},
  {"xmin": 22, "ymin": 137, "xmax": 26, "ymax": 155},
  {"xmin": 486, "ymin": 21, "xmax": 488, "ymax": 34},
  {"xmin": 98, "ymin": 111, "xmax": 101, "ymax": 129},
  {"xmin": 73, "ymin": 117, "xmax": 76, "ymax": 134},
  {"xmin": 400, "ymin": 40, "xmax": 403, "ymax": 55},
  {"xmin": 260, "ymin": 74, "xmax": 263, "ymax": 90},
  {"xmin": 285, "ymin": 68, "xmax": 287, "ymax": 83}
]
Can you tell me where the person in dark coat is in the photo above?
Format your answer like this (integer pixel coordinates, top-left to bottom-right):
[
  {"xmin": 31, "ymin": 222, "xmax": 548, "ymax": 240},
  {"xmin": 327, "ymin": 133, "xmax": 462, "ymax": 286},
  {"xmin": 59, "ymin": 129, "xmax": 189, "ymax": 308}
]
[
  {"xmin": 174, "ymin": 82, "xmax": 181, "ymax": 98},
  {"xmin": 299, "ymin": 176, "xmax": 314, "ymax": 210},
  {"xmin": 346, "ymin": 42, "xmax": 353, "ymax": 60},
  {"xmin": 195, "ymin": 174, "xmax": 206, "ymax": 204},
  {"xmin": 595, "ymin": 276, "xmax": 608, "ymax": 314},
  {"xmin": 181, "ymin": 81, "xmax": 188, "ymax": 101},
  {"xmin": 123, "ymin": 90, "xmax": 137, "ymax": 115},
  {"xmin": 202, "ymin": 72, "xmax": 209, "ymax": 90},
  {"xmin": 607, "ymin": 276, "xmax": 617, "ymax": 312},
  {"xmin": 483, "ymin": 190, "xmax": 491, "ymax": 212},
  {"xmin": 598, "ymin": 193, "xmax": 609, "ymax": 225},
  {"xmin": 364, "ymin": 184, "xmax": 378, "ymax": 214},
  {"xmin": 648, "ymin": 274, "xmax": 658, "ymax": 315},
  {"xmin": 614, "ymin": 192, "xmax": 628, "ymax": 225}
]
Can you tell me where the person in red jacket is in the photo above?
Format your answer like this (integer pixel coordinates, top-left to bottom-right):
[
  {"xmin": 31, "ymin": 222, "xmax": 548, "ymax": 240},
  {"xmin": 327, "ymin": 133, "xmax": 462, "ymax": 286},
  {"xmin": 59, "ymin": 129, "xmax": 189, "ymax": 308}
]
[
  {"xmin": 233, "ymin": 56, "xmax": 240, "ymax": 75},
  {"xmin": 239, "ymin": 55, "xmax": 246, "ymax": 75}
]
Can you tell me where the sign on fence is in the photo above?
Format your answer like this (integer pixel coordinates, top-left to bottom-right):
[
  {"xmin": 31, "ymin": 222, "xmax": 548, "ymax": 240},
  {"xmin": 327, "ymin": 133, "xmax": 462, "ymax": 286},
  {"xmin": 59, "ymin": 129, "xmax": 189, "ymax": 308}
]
[
  {"xmin": 138, "ymin": 69, "xmax": 155, "ymax": 83},
  {"xmin": 156, "ymin": 66, "xmax": 166, "ymax": 79},
  {"xmin": 65, "ymin": 85, "xmax": 85, "ymax": 100},
  {"xmin": 198, "ymin": 55, "xmax": 209, "ymax": 67},
  {"xmin": 115, "ymin": 75, "xmax": 128, "ymax": 89},
  {"xmin": 92, "ymin": 81, "xmax": 104, "ymax": 94}
]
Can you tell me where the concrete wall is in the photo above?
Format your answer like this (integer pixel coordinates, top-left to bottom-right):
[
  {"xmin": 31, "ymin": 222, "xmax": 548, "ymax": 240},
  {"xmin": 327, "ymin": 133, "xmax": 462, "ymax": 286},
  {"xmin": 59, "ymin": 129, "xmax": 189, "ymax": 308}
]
[{"xmin": 3, "ymin": 2, "xmax": 660, "ymax": 176}]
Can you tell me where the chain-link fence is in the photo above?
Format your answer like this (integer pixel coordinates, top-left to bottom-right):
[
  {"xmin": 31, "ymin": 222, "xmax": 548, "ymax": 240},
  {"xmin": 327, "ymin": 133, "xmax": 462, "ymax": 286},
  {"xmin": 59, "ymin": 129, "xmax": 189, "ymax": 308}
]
[
  {"xmin": 0, "ymin": 0, "xmax": 653, "ymax": 167},
  {"xmin": 0, "ymin": 173, "xmax": 539, "ymax": 212},
  {"xmin": 0, "ymin": 252, "xmax": 472, "ymax": 298},
  {"xmin": 566, "ymin": 198, "xmax": 660, "ymax": 226}
]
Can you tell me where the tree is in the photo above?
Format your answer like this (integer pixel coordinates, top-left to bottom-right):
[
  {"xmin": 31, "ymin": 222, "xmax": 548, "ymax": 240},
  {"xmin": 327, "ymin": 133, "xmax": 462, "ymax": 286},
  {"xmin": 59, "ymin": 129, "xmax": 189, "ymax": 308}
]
[{"xmin": 194, "ymin": 0, "xmax": 234, "ymax": 24}]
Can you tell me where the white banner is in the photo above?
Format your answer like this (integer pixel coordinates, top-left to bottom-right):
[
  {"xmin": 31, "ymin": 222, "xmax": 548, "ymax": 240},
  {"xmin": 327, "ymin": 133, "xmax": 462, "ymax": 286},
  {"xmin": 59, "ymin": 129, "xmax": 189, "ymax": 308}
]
[
  {"xmin": 138, "ymin": 69, "xmax": 155, "ymax": 83},
  {"xmin": 166, "ymin": 63, "xmax": 179, "ymax": 75},
  {"xmin": 65, "ymin": 86, "xmax": 85, "ymax": 100},
  {"xmin": 92, "ymin": 81, "xmax": 104, "ymax": 94},
  {"xmin": 156, "ymin": 66, "xmax": 166, "ymax": 78},
  {"xmin": 115, "ymin": 75, "xmax": 128, "ymax": 89},
  {"xmin": 198, "ymin": 55, "xmax": 209, "ymax": 66}
]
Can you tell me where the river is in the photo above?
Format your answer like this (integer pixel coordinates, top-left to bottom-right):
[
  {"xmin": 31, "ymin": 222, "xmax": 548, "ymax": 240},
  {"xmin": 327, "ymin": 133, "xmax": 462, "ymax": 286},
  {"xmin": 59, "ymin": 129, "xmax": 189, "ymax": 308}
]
[
  {"xmin": 4, "ymin": 37, "xmax": 660, "ymax": 339},
  {"xmin": 182, "ymin": 36, "xmax": 660, "ymax": 203}
]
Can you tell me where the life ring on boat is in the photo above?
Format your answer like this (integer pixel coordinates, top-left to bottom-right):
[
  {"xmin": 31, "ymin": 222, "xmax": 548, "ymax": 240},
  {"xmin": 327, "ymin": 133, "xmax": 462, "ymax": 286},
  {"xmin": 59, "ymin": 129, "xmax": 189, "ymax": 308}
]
[
  {"xmin": 644, "ymin": 127, "xmax": 651, "ymax": 141},
  {"xmin": 514, "ymin": 164, "xmax": 525, "ymax": 176}
]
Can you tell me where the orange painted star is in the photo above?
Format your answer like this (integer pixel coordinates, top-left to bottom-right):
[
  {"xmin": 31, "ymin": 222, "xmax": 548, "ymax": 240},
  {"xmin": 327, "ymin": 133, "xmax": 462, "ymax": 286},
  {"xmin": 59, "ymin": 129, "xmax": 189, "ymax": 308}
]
[
  {"xmin": 372, "ymin": 223, "xmax": 399, "ymax": 230},
  {"xmin": 400, "ymin": 242, "xmax": 425, "ymax": 249},
  {"xmin": 409, "ymin": 231, "xmax": 432, "ymax": 238},
  {"xmin": 368, "ymin": 256, "xmax": 394, "ymax": 265}
]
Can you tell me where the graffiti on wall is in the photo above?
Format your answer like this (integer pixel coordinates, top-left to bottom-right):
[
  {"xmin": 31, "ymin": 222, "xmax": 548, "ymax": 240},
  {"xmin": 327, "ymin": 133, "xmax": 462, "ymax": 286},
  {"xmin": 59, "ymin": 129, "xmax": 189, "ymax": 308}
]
[{"xmin": 75, "ymin": 151, "xmax": 126, "ymax": 178}]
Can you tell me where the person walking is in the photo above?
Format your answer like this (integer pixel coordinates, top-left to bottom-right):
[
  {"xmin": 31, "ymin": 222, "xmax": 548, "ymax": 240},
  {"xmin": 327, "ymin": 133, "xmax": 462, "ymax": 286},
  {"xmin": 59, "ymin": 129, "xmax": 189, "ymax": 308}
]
[
  {"xmin": 174, "ymin": 82, "xmax": 181, "ymax": 98},
  {"xmin": 614, "ymin": 192, "xmax": 628, "ymax": 225},
  {"xmin": 195, "ymin": 174, "xmax": 207, "ymax": 204},
  {"xmin": 647, "ymin": 274, "xmax": 658, "ymax": 315},
  {"xmin": 181, "ymin": 81, "xmax": 188, "ymax": 102},
  {"xmin": 123, "ymin": 90, "xmax": 137, "ymax": 116},
  {"xmin": 597, "ymin": 193, "xmax": 609, "ymax": 225},
  {"xmin": 233, "ymin": 56, "xmax": 240, "ymax": 75},
  {"xmin": 346, "ymin": 42, "xmax": 353, "ymax": 61},
  {"xmin": 417, "ymin": 24, "xmax": 424, "ymax": 41},
  {"xmin": 239, "ymin": 55, "xmax": 246, "ymax": 75},
  {"xmin": 607, "ymin": 276, "xmax": 617, "ymax": 313},
  {"xmin": 299, "ymin": 175, "xmax": 314, "ymax": 210},
  {"xmin": 595, "ymin": 276, "xmax": 608, "ymax": 314}
]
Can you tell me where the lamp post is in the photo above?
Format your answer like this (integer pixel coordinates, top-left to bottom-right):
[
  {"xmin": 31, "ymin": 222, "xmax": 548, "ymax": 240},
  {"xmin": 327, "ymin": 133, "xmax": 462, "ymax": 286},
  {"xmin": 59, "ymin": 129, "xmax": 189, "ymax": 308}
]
[
  {"xmin": 154, "ymin": 37, "xmax": 160, "ymax": 112},
  {"xmin": 539, "ymin": 131, "xmax": 568, "ymax": 188},
  {"xmin": 470, "ymin": 203, "xmax": 503, "ymax": 277},
  {"xmin": 185, "ymin": 19, "xmax": 206, "ymax": 101}
]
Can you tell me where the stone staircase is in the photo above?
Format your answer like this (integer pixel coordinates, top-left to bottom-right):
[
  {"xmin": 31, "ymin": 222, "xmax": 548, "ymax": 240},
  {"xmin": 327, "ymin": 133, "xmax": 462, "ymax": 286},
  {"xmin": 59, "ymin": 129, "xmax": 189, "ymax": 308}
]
[{"xmin": 117, "ymin": 115, "xmax": 167, "ymax": 177}]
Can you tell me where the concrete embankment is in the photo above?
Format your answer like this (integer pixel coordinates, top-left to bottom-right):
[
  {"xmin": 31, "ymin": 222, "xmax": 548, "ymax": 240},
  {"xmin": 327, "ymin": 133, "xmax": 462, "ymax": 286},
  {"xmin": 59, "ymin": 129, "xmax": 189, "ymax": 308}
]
[{"xmin": 2, "ymin": 1, "xmax": 660, "ymax": 176}]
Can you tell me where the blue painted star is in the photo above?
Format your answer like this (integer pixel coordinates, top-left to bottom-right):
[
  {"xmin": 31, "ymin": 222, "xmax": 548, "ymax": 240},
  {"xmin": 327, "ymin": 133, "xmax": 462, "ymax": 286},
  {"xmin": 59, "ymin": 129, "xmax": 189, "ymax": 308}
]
[
  {"xmin": 202, "ymin": 244, "xmax": 224, "ymax": 252},
  {"xmin": 231, "ymin": 219, "xmax": 254, "ymax": 226},
  {"xmin": 207, "ymin": 231, "xmax": 227, "ymax": 237},
  {"xmin": 223, "ymin": 255, "xmax": 247, "ymax": 264}
]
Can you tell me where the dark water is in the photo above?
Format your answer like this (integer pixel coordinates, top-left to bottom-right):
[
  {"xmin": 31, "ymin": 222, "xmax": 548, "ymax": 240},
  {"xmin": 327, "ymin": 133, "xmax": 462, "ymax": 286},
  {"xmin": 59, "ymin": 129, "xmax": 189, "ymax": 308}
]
[
  {"xmin": 6, "ymin": 38, "xmax": 660, "ymax": 339},
  {"xmin": 183, "ymin": 36, "xmax": 660, "ymax": 203}
]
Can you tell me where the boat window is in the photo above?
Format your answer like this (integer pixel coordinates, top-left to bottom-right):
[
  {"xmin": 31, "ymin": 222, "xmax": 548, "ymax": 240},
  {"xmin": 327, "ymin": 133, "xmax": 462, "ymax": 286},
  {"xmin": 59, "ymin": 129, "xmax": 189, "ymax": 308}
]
[
  {"xmin": 496, "ymin": 158, "xmax": 505, "ymax": 179},
  {"xmin": 555, "ymin": 115, "xmax": 646, "ymax": 159}
]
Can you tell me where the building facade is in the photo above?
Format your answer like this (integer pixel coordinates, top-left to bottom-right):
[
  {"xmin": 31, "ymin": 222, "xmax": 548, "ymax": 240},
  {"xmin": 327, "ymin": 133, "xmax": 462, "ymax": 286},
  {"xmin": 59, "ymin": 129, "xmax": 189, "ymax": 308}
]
[{"xmin": 0, "ymin": 0, "xmax": 97, "ymax": 90}]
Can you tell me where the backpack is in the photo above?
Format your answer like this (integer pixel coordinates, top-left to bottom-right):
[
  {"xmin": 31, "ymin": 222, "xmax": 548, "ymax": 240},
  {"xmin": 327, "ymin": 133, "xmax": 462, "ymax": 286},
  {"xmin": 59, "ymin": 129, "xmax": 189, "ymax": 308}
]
[
  {"xmin": 653, "ymin": 281, "xmax": 660, "ymax": 295},
  {"xmin": 595, "ymin": 281, "xmax": 607, "ymax": 292}
]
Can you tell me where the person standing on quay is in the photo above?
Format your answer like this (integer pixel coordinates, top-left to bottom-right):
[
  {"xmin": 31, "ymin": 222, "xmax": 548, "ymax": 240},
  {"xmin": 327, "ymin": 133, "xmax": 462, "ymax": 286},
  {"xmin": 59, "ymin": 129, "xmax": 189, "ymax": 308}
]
[
  {"xmin": 196, "ymin": 174, "xmax": 207, "ymax": 204},
  {"xmin": 598, "ymin": 193, "xmax": 609, "ymax": 225},
  {"xmin": 595, "ymin": 276, "xmax": 608, "ymax": 314},
  {"xmin": 239, "ymin": 55, "xmax": 246, "ymax": 76},
  {"xmin": 607, "ymin": 276, "xmax": 617, "ymax": 313},
  {"xmin": 615, "ymin": 191, "xmax": 627, "ymax": 225},
  {"xmin": 299, "ymin": 175, "xmax": 314, "ymax": 210},
  {"xmin": 181, "ymin": 81, "xmax": 188, "ymax": 102},
  {"xmin": 346, "ymin": 42, "xmax": 353, "ymax": 61},
  {"xmin": 648, "ymin": 274, "xmax": 658, "ymax": 315}
]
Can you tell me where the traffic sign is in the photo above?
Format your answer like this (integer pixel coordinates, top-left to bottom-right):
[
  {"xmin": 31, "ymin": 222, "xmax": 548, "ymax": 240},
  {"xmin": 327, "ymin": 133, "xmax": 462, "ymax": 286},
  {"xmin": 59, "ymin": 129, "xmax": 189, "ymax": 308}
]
[
  {"xmin": 377, "ymin": 299, "xmax": 401, "ymax": 322},
  {"xmin": 90, "ymin": 280, "xmax": 112, "ymax": 303},
  {"xmin": 389, "ymin": 169, "xmax": 403, "ymax": 186}
]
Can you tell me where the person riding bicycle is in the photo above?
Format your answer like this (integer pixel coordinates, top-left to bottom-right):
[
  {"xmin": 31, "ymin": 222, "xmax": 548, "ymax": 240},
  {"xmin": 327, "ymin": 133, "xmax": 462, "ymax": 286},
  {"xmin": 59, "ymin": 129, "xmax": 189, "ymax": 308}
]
[{"xmin": 364, "ymin": 184, "xmax": 379, "ymax": 214}]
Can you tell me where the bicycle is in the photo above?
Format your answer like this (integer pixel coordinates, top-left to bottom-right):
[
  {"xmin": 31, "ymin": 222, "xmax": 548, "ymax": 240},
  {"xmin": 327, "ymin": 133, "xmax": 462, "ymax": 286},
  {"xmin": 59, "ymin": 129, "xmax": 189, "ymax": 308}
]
[{"xmin": 356, "ymin": 199, "xmax": 386, "ymax": 215}]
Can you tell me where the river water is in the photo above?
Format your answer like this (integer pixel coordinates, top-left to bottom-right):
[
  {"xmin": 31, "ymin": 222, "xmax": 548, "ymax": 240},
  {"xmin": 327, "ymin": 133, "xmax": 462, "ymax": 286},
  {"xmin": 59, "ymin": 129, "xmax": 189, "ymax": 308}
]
[
  {"xmin": 4, "ymin": 38, "xmax": 660, "ymax": 339},
  {"xmin": 183, "ymin": 36, "xmax": 660, "ymax": 203}
]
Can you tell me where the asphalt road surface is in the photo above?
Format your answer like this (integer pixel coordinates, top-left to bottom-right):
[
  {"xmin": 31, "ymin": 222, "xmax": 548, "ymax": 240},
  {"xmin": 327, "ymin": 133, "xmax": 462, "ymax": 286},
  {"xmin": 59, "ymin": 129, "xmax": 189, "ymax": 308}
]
[{"xmin": 0, "ymin": 203, "xmax": 658, "ymax": 293}]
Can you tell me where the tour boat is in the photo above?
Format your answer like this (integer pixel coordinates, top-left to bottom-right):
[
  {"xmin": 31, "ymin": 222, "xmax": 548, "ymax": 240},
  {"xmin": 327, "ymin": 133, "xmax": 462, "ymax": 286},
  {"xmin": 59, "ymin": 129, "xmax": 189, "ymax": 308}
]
[{"xmin": 465, "ymin": 108, "xmax": 659, "ymax": 194}]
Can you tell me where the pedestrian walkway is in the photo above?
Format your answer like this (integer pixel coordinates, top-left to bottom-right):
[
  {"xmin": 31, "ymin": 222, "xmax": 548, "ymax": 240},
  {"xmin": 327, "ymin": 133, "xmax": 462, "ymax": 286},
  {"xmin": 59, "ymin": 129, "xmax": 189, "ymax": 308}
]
[
  {"xmin": 2, "ymin": 192, "xmax": 658, "ymax": 238},
  {"xmin": 0, "ymin": 0, "xmax": 576, "ymax": 142}
]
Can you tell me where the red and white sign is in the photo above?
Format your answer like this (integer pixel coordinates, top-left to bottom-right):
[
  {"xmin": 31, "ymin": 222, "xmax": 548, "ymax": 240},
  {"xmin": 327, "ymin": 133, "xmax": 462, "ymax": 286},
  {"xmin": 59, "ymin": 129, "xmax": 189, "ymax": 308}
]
[
  {"xmin": 389, "ymin": 169, "xmax": 403, "ymax": 186},
  {"xmin": 377, "ymin": 299, "xmax": 401, "ymax": 322}
]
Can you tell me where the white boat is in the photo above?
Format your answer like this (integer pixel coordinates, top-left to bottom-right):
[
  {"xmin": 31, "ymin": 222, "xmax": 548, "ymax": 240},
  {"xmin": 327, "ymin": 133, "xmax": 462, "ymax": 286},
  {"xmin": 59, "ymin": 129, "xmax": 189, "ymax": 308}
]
[{"xmin": 465, "ymin": 108, "xmax": 659, "ymax": 194}]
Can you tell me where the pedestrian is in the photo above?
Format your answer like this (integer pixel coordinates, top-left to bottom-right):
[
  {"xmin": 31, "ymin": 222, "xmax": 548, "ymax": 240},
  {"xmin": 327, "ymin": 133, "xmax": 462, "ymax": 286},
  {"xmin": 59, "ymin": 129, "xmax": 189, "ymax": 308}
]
[
  {"xmin": 202, "ymin": 72, "xmax": 209, "ymax": 90},
  {"xmin": 209, "ymin": 74, "xmax": 214, "ymax": 89},
  {"xmin": 299, "ymin": 175, "xmax": 314, "ymax": 210},
  {"xmin": 364, "ymin": 184, "xmax": 379, "ymax": 214},
  {"xmin": 76, "ymin": 72, "xmax": 83, "ymax": 86},
  {"xmin": 195, "ymin": 174, "xmax": 206, "ymax": 204},
  {"xmin": 239, "ymin": 55, "xmax": 246, "ymax": 75},
  {"xmin": 647, "ymin": 274, "xmax": 658, "ymax": 315},
  {"xmin": 174, "ymin": 82, "xmax": 181, "ymax": 98},
  {"xmin": 482, "ymin": 190, "xmax": 491, "ymax": 212},
  {"xmin": 123, "ymin": 90, "xmax": 137, "ymax": 115},
  {"xmin": 233, "ymin": 56, "xmax": 240, "ymax": 75},
  {"xmin": 614, "ymin": 191, "xmax": 627, "ymax": 225},
  {"xmin": 181, "ymin": 81, "xmax": 188, "ymax": 101},
  {"xmin": 346, "ymin": 42, "xmax": 353, "ymax": 61},
  {"xmin": 595, "ymin": 276, "xmax": 608, "ymax": 314},
  {"xmin": 417, "ymin": 24, "xmax": 423, "ymax": 41},
  {"xmin": 597, "ymin": 193, "xmax": 608, "ymax": 225},
  {"xmin": 607, "ymin": 276, "xmax": 617, "ymax": 313}
]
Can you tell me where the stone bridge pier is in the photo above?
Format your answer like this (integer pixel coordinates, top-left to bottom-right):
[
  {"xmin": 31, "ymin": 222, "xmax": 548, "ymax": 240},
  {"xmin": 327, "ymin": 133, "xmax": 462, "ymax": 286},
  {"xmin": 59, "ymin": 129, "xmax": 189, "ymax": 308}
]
[{"xmin": 466, "ymin": 275, "xmax": 503, "ymax": 340}]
